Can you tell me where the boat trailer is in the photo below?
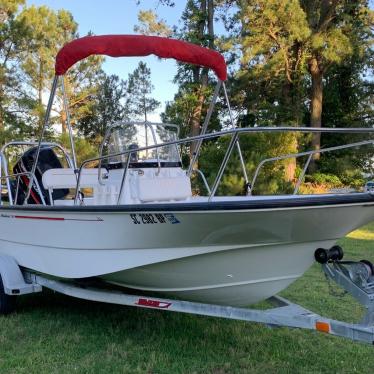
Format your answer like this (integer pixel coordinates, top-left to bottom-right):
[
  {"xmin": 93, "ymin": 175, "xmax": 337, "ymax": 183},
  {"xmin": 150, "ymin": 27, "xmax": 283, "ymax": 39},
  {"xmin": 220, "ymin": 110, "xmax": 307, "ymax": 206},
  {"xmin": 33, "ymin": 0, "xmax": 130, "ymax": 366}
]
[{"xmin": 1, "ymin": 248, "xmax": 374, "ymax": 345}]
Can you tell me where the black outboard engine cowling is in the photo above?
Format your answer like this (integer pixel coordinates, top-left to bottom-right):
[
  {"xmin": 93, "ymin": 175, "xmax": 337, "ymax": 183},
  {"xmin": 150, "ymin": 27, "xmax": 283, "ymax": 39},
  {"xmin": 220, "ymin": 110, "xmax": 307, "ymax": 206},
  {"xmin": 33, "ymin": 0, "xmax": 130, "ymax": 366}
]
[{"xmin": 13, "ymin": 146, "xmax": 69, "ymax": 205}]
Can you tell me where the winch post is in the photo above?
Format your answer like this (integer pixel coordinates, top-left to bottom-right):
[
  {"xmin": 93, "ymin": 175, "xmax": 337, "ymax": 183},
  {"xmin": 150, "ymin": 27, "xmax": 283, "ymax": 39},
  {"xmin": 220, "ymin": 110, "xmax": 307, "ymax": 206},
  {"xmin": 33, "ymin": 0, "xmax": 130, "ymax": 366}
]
[{"xmin": 321, "ymin": 262, "xmax": 374, "ymax": 326}]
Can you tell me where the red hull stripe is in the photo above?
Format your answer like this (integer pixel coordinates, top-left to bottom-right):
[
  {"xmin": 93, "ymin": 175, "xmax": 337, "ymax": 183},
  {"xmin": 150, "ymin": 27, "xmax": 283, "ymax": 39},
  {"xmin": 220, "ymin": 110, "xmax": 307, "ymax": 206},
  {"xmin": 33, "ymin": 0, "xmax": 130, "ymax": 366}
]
[{"xmin": 15, "ymin": 215, "xmax": 65, "ymax": 221}]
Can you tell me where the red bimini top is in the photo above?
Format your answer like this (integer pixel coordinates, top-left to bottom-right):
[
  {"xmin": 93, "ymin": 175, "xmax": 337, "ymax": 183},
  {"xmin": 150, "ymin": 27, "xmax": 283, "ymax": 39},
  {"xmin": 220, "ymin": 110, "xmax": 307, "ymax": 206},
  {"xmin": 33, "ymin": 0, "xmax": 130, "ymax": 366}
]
[{"xmin": 55, "ymin": 34, "xmax": 227, "ymax": 81}]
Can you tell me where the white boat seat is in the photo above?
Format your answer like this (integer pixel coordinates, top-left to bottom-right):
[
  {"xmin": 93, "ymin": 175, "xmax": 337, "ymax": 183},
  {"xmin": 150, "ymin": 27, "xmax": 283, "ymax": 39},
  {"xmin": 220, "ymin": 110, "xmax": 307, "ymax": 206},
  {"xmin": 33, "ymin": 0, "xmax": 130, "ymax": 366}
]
[
  {"xmin": 42, "ymin": 168, "xmax": 103, "ymax": 189},
  {"xmin": 137, "ymin": 175, "xmax": 192, "ymax": 202}
]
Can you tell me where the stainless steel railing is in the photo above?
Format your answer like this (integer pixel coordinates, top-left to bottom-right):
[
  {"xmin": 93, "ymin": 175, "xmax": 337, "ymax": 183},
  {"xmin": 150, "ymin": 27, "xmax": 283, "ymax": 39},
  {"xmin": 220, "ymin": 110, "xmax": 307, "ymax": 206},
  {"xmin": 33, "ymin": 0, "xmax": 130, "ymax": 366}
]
[
  {"xmin": 192, "ymin": 169, "xmax": 211, "ymax": 195},
  {"xmin": 0, "ymin": 126, "xmax": 372, "ymax": 206},
  {"xmin": 0, "ymin": 141, "xmax": 73, "ymax": 205},
  {"xmin": 73, "ymin": 126, "xmax": 374, "ymax": 205},
  {"xmin": 251, "ymin": 139, "xmax": 374, "ymax": 195},
  {"xmin": 0, "ymin": 171, "xmax": 46, "ymax": 206}
]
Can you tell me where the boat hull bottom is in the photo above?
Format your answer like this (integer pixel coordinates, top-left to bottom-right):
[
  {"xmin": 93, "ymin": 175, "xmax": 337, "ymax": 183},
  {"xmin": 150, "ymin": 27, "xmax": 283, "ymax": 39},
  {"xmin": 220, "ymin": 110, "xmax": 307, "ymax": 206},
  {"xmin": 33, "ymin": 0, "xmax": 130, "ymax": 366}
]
[
  {"xmin": 100, "ymin": 240, "xmax": 335, "ymax": 306},
  {"xmin": 104, "ymin": 276, "xmax": 299, "ymax": 307}
]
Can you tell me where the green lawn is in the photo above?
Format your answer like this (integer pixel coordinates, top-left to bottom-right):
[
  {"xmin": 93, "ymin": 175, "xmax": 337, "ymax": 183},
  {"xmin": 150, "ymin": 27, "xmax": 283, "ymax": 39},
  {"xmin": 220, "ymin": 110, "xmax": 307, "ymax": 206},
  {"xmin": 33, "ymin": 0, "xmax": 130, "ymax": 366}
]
[{"xmin": 2, "ymin": 223, "xmax": 374, "ymax": 374}]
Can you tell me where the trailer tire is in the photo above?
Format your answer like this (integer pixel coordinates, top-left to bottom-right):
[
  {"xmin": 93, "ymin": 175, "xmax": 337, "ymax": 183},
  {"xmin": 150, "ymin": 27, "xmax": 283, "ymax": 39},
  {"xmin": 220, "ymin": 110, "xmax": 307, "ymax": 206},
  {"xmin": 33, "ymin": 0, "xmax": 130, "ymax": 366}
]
[{"xmin": 0, "ymin": 276, "xmax": 16, "ymax": 315}]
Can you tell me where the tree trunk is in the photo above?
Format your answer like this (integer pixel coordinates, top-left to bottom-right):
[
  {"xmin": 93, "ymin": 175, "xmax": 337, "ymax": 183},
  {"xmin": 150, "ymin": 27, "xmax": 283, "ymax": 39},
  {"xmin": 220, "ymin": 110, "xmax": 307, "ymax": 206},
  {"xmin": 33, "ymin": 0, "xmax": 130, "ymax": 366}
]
[
  {"xmin": 0, "ymin": 96, "xmax": 3, "ymax": 131},
  {"xmin": 309, "ymin": 56, "xmax": 323, "ymax": 172},
  {"xmin": 0, "ymin": 77, "xmax": 4, "ymax": 131},
  {"xmin": 284, "ymin": 135, "xmax": 298, "ymax": 182},
  {"xmin": 207, "ymin": 0, "xmax": 214, "ymax": 49},
  {"xmin": 280, "ymin": 81, "xmax": 297, "ymax": 182},
  {"xmin": 189, "ymin": 0, "xmax": 215, "ymax": 170},
  {"xmin": 190, "ymin": 74, "xmax": 208, "ymax": 158},
  {"xmin": 189, "ymin": 0, "xmax": 208, "ymax": 164},
  {"xmin": 61, "ymin": 110, "xmax": 67, "ymax": 133}
]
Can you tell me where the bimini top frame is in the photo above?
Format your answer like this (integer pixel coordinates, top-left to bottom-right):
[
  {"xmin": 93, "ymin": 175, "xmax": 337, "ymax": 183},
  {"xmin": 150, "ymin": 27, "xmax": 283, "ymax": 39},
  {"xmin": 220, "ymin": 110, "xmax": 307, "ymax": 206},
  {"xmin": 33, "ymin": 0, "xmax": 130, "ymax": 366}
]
[{"xmin": 25, "ymin": 34, "xmax": 249, "ymax": 203}]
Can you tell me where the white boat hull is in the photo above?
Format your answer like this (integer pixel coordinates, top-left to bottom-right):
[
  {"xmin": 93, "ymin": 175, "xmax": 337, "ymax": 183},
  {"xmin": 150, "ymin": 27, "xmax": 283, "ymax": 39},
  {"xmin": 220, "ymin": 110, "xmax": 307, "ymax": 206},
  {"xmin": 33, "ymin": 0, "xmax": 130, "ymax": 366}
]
[
  {"xmin": 104, "ymin": 241, "xmax": 328, "ymax": 306},
  {"xmin": 0, "ymin": 194, "xmax": 373, "ymax": 306}
]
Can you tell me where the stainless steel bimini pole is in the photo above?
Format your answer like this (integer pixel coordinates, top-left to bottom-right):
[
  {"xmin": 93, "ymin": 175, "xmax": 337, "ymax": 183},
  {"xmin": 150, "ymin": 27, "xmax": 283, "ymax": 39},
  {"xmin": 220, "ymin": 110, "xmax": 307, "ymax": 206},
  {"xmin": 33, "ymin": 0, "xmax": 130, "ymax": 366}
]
[
  {"xmin": 222, "ymin": 82, "xmax": 249, "ymax": 189},
  {"xmin": 24, "ymin": 75, "xmax": 59, "ymax": 204},
  {"xmin": 187, "ymin": 80, "xmax": 222, "ymax": 176},
  {"xmin": 62, "ymin": 77, "xmax": 78, "ymax": 170}
]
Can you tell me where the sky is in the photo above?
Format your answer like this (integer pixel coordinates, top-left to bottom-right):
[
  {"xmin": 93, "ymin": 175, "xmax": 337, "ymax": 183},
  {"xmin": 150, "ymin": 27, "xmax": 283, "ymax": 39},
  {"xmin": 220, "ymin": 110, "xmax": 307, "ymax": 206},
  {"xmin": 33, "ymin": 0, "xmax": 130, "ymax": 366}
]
[{"xmin": 27, "ymin": 0, "xmax": 187, "ymax": 120}]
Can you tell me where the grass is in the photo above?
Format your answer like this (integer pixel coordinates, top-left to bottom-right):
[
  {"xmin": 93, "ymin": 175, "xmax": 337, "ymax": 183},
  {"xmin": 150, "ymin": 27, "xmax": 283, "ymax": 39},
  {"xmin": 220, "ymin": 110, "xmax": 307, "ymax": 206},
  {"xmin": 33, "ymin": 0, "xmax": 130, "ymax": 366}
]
[{"xmin": 2, "ymin": 224, "xmax": 374, "ymax": 373}]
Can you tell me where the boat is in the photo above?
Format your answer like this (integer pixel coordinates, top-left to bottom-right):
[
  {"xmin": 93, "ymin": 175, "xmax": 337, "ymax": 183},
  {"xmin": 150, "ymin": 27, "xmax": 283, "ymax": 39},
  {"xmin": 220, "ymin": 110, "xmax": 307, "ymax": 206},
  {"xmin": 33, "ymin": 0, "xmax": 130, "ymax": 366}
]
[{"xmin": 0, "ymin": 34, "xmax": 373, "ymax": 307}]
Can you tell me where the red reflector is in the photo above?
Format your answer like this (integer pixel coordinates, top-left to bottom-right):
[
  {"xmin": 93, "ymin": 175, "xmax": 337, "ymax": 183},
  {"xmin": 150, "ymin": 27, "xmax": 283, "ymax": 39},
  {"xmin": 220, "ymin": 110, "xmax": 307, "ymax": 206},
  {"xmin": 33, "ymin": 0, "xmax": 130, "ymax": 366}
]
[
  {"xmin": 135, "ymin": 298, "xmax": 172, "ymax": 309},
  {"xmin": 315, "ymin": 321, "xmax": 330, "ymax": 333}
]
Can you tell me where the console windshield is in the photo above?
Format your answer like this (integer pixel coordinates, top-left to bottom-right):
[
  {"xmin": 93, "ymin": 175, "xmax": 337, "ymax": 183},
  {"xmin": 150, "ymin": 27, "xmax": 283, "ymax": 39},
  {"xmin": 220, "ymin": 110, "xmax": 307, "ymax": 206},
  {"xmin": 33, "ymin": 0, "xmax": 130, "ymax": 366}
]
[{"xmin": 104, "ymin": 122, "xmax": 181, "ymax": 167}]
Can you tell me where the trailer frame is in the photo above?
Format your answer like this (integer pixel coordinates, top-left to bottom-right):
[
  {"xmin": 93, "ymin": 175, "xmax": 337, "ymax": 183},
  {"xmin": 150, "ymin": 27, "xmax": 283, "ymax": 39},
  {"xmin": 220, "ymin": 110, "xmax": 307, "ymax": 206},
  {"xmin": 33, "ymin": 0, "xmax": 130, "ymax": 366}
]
[{"xmin": 1, "ymin": 254, "xmax": 374, "ymax": 344}]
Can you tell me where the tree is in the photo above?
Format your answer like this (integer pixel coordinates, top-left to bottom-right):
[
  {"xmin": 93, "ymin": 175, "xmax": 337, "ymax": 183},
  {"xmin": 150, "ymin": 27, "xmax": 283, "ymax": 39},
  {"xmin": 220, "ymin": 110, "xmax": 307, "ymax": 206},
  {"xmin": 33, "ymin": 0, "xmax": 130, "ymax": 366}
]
[
  {"xmin": 18, "ymin": 6, "xmax": 103, "ymax": 136},
  {"xmin": 18, "ymin": 6, "xmax": 78, "ymax": 130},
  {"xmin": 317, "ymin": 13, "xmax": 374, "ymax": 180},
  {"xmin": 0, "ymin": 0, "xmax": 33, "ymax": 141},
  {"xmin": 227, "ymin": 0, "xmax": 311, "ymax": 181},
  {"xmin": 234, "ymin": 0, "xmax": 310, "ymax": 125},
  {"xmin": 301, "ymin": 0, "xmax": 361, "ymax": 168},
  {"xmin": 178, "ymin": 0, "xmax": 215, "ymax": 158},
  {"xmin": 126, "ymin": 61, "xmax": 160, "ymax": 122},
  {"xmin": 230, "ymin": 0, "xmax": 373, "ymax": 173},
  {"xmin": 134, "ymin": 10, "xmax": 172, "ymax": 37},
  {"xmin": 55, "ymin": 52, "xmax": 104, "ymax": 135},
  {"xmin": 78, "ymin": 73, "xmax": 128, "ymax": 141}
]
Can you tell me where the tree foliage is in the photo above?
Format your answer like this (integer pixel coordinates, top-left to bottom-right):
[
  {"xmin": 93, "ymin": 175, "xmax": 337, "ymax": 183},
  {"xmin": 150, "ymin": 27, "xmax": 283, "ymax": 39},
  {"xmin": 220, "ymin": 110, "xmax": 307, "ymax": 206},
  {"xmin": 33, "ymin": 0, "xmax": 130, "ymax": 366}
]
[
  {"xmin": 134, "ymin": 10, "xmax": 172, "ymax": 37},
  {"xmin": 234, "ymin": 1, "xmax": 373, "ymax": 164},
  {"xmin": 126, "ymin": 61, "xmax": 160, "ymax": 122},
  {"xmin": 0, "ymin": 0, "xmax": 33, "ymax": 141},
  {"xmin": 18, "ymin": 7, "xmax": 104, "ymax": 135},
  {"xmin": 18, "ymin": 6, "xmax": 77, "ymax": 129},
  {"xmin": 78, "ymin": 74, "xmax": 128, "ymax": 141},
  {"xmin": 0, "ymin": 1, "xmax": 106, "ymax": 166}
]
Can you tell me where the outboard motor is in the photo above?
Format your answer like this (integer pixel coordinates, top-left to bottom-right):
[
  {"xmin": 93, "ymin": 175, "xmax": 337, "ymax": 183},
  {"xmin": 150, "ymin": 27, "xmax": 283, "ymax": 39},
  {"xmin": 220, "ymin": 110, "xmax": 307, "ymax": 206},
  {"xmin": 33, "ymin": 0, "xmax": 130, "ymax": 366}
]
[{"xmin": 13, "ymin": 146, "xmax": 69, "ymax": 205}]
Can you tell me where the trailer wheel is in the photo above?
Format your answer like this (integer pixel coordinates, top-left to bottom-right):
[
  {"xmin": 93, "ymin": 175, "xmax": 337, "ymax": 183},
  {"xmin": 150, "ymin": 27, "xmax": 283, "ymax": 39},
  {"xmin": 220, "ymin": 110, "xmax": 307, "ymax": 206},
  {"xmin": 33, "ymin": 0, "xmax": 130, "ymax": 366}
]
[{"xmin": 0, "ymin": 275, "xmax": 16, "ymax": 315}]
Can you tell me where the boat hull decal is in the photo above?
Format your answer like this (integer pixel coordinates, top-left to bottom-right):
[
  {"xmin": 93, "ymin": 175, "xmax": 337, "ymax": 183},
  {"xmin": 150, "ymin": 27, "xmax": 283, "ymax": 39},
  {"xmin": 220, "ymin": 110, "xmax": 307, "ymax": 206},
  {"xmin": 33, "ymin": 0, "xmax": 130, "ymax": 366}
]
[
  {"xmin": 0, "ymin": 214, "xmax": 103, "ymax": 222},
  {"xmin": 130, "ymin": 213, "xmax": 180, "ymax": 225}
]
